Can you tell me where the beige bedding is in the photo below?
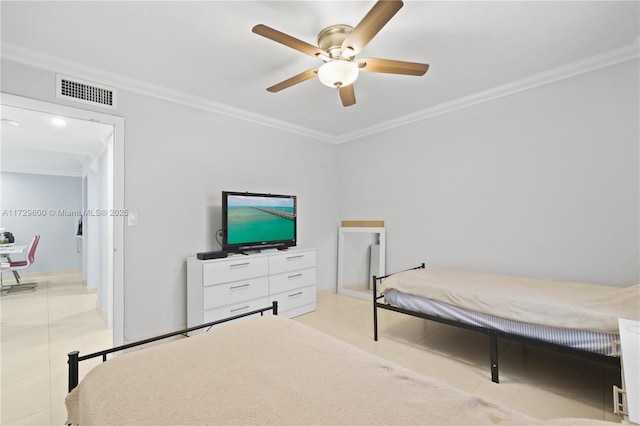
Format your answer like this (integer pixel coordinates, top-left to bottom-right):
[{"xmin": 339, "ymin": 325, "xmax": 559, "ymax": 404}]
[
  {"xmin": 380, "ymin": 268, "xmax": 640, "ymax": 334},
  {"xmin": 67, "ymin": 316, "xmax": 614, "ymax": 425}
]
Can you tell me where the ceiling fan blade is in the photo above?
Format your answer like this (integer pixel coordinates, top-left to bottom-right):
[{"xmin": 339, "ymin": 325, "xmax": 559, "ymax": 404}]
[
  {"xmin": 357, "ymin": 58, "xmax": 429, "ymax": 76},
  {"xmin": 341, "ymin": 0, "xmax": 403, "ymax": 57},
  {"xmin": 253, "ymin": 24, "xmax": 328, "ymax": 58},
  {"xmin": 266, "ymin": 68, "xmax": 319, "ymax": 93},
  {"xmin": 338, "ymin": 84, "xmax": 356, "ymax": 107}
]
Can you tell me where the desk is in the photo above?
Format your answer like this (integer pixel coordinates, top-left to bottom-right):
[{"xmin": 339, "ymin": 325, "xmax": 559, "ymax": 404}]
[
  {"xmin": 0, "ymin": 244, "xmax": 27, "ymax": 256},
  {"xmin": 0, "ymin": 244, "xmax": 27, "ymax": 282}
]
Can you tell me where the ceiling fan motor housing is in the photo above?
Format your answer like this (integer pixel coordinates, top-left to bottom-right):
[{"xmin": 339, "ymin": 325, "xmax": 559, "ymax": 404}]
[{"xmin": 317, "ymin": 25, "xmax": 353, "ymax": 58}]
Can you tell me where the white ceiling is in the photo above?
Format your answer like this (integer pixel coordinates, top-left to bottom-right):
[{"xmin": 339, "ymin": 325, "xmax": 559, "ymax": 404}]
[
  {"xmin": 0, "ymin": 105, "xmax": 113, "ymax": 177},
  {"xmin": 1, "ymin": 1, "xmax": 639, "ymax": 146}
]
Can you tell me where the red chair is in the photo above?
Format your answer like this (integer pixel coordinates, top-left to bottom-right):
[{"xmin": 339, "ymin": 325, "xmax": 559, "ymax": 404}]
[{"xmin": 1, "ymin": 235, "xmax": 40, "ymax": 294}]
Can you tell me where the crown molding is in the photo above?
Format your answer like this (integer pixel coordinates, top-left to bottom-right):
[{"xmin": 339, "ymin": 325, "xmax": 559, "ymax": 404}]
[
  {"xmin": 336, "ymin": 38, "xmax": 640, "ymax": 143},
  {"xmin": 2, "ymin": 39, "xmax": 638, "ymax": 145},
  {"xmin": 0, "ymin": 42, "xmax": 335, "ymax": 143}
]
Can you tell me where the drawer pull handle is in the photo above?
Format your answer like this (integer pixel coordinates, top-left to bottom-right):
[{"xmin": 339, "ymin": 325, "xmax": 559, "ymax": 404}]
[
  {"xmin": 230, "ymin": 262, "xmax": 250, "ymax": 268},
  {"xmin": 230, "ymin": 305, "xmax": 250, "ymax": 313},
  {"xmin": 288, "ymin": 291, "xmax": 303, "ymax": 298},
  {"xmin": 230, "ymin": 283, "xmax": 250, "ymax": 290},
  {"xmin": 288, "ymin": 273, "xmax": 303, "ymax": 279},
  {"xmin": 286, "ymin": 255, "xmax": 304, "ymax": 260}
]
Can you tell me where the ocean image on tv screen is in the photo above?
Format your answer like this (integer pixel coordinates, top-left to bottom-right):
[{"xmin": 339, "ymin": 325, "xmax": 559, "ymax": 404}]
[{"xmin": 227, "ymin": 195, "xmax": 295, "ymax": 245}]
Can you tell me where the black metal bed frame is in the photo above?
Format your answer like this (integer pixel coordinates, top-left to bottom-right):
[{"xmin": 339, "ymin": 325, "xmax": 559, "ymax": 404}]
[
  {"xmin": 372, "ymin": 264, "xmax": 620, "ymax": 383},
  {"xmin": 67, "ymin": 301, "xmax": 278, "ymax": 393}
]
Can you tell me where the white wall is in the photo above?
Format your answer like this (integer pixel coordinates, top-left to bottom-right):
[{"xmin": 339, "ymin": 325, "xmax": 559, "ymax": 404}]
[
  {"xmin": 1, "ymin": 59, "xmax": 340, "ymax": 340},
  {"xmin": 3, "ymin": 55, "xmax": 636, "ymax": 342},
  {"xmin": 337, "ymin": 59, "xmax": 639, "ymax": 287},
  {"xmin": 0, "ymin": 171, "xmax": 83, "ymax": 273},
  {"xmin": 118, "ymin": 90, "xmax": 340, "ymax": 339}
]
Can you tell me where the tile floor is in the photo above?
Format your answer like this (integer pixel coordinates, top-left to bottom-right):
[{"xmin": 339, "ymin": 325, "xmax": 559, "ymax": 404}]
[
  {"xmin": 1, "ymin": 273, "xmax": 112, "ymax": 425},
  {"xmin": 297, "ymin": 292, "xmax": 623, "ymax": 423},
  {"xmin": 1, "ymin": 276, "xmax": 623, "ymax": 425}
]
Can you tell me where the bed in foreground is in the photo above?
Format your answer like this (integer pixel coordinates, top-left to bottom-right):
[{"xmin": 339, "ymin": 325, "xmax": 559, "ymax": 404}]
[
  {"xmin": 373, "ymin": 265, "xmax": 639, "ymax": 383},
  {"xmin": 66, "ymin": 304, "xmax": 619, "ymax": 425}
]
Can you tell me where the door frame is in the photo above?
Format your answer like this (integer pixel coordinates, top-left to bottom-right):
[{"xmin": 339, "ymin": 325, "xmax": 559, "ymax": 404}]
[{"xmin": 1, "ymin": 92, "xmax": 125, "ymax": 346}]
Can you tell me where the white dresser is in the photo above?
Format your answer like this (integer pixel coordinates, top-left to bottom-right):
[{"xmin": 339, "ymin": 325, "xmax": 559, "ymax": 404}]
[{"xmin": 187, "ymin": 248, "xmax": 316, "ymax": 333}]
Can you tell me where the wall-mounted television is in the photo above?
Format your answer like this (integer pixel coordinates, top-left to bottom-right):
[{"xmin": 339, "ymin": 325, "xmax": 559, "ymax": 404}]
[{"xmin": 222, "ymin": 191, "xmax": 297, "ymax": 253}]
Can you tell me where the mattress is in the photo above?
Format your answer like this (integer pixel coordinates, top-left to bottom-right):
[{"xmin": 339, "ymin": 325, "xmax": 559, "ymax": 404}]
[
  {"xmin": 66, "ymin": 315, "xmax": 615, "ymax": 425},
  {"xmin": 380, "ymin": 268, "xmax": 640, "ymax": 334},
  {"xmin": 384, "ymin": 289, "xmax": 619, "ymax": 355}
]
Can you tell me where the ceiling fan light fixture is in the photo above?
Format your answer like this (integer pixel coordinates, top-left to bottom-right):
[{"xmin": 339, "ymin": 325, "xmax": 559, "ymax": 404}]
[
  {"xmin": 340, "ymin": 47, "xmax": 355, "ymax": 59},
  {"xmin": 317, "ymin": 60, "xmax": 359, "ymax": 88},
  {"xmin": 253, "ymin": 0, "xmax": 427, "ymax": 106}
]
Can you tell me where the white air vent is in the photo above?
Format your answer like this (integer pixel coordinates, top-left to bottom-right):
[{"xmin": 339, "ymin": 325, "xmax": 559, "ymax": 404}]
[{"xmin": 56, "ymin": 74, "xmax": 117, "ymax": 109}]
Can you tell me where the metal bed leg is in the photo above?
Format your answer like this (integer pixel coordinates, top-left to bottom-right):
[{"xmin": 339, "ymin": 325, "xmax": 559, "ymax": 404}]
[
  {"xmin": 373, "ymin": 275, "xmax": 378, "ymax": 341},
  {"xmin": 68, "ymin": 350, "xmax": 79, "ymax": 392},
  {"xmin": 489, "ymin": 333, "xmax": 499, "ymax": 383}
]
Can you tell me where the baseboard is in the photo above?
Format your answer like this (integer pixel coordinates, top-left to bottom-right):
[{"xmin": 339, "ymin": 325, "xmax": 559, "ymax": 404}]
[
  {"xmin": 96, "ymin": 301, "xmax": 107, "ymax": 324},
  {"xmin": 317, "ymin": 288, "xmax": 337, "ymax": 296}
]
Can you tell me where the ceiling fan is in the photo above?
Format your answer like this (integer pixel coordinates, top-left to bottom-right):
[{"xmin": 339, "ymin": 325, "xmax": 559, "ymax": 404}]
[{"xmin": 252, "ymin": 0, "xmax": 429, "ymax": 107}]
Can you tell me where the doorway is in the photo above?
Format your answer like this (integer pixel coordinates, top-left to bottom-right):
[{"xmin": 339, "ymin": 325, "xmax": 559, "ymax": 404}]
[{"xmin": 0, "ymin": 93, "xmax": 124, "ymax": 345}]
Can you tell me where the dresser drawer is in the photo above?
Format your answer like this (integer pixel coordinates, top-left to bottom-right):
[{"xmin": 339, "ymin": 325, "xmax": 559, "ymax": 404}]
[
  {"xmin": 203, "ymin": 277, "xmax": 268, "ymax": 310},
  {"xmin": 203, "ymin": 257, "xmax": 268, "ymax": 286},
  {"xmin": 270, "ymin": 268, "xmax": 316, "ymax": 295},
  {"xmin": 269, "ymin": 250, "xmax": 316, "ymax": 275},
  {"xmin": 203, "ymin": 296, "xmax": 270, "ymax": 323},
  {"xmin": 270, "ymin": 285, "xmax": 316, "ymax": 314}
]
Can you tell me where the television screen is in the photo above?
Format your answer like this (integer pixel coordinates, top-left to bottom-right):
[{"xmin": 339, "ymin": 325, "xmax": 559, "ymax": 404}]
[{"xmin": 222, "ymin": 191, "xmax": 296, "ymax": 252}]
